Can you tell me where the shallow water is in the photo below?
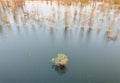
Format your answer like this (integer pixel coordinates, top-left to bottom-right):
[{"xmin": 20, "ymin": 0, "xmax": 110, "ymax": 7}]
[{"xmin": 0, "ymin": 1, "xmax": 120, "ymax": 83}]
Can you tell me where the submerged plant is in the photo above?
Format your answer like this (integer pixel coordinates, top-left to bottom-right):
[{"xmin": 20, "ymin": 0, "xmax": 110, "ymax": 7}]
[{"xmin": 52, "ymin": 53, "xmax": 68, "ymax": 66}]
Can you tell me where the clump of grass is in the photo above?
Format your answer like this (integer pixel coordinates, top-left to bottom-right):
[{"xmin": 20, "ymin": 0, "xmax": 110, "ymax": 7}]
[
  {"xmin": 114, "ymin": 0, "xmax": 120, "ymax": 4},
  {"xmin": 52, "ymin": 53, "xmax": 68, "ymax": 66},
  {"xmin": 79, "ymin": 0, "xmax": 89, "ymax": 3}
]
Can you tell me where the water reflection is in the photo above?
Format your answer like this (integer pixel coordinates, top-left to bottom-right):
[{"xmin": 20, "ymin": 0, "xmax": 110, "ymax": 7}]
[
  {"xmin": 85, "ymin": 28, "xmax": 92, "ymax": 42},
  {"xmin": 0, "ymin": 25, "xmax": 3, "ymax": 36},
  {"xmin": 52, "ymin": 65, "xmax": 67, "ymax": 76},
  {"xmin": 0, "ymin": 0, "xmax": 120, "ymax": 42}
]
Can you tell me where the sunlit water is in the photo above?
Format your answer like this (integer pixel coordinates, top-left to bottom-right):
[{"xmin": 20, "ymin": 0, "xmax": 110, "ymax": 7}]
[{"xmin": 0, "ymin": 1, "xmax": 120, "ymax": 83}]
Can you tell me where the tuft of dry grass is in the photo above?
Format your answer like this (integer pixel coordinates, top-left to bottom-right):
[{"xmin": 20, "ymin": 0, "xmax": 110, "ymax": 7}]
[
  {"xmin": 114, "ymin": 0, "xmax": 120, "ymax": 4},
  {"xmin": 52, "ymin": 53, "xmax": 68, "ymax": 66}
]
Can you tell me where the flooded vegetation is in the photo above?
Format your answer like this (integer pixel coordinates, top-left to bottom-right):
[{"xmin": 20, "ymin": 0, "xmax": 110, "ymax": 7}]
[{"xmin": 0, "ymin": 0, "xmax": 120, "ymax": 83}]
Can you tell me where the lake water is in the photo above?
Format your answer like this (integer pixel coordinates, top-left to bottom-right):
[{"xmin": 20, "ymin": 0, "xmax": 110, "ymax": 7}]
[{"xmin": 0, "ymin": 1, "xmax": 120, "ymax": 83}]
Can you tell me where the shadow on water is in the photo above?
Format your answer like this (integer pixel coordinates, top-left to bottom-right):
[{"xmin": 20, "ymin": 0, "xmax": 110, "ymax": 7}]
[
  {"xmin": 52, "ymin": 65, "xmax": 67, "ymax": 76},
  {"xmin": 0, "ymin": 25, "xmax": 3, "ymax": 31},
  {"xmin": 64, "ymin": 27, "xmax": 69, "ymax": 42},
  {"xmin": 0, "ymin": 25, "xmax": 4, "ymax": 37},
  {"xmin": 85, "ymin": 28, "xmax": 92, "ymax": 43},
  {"xmin": 49, "ymin": 28, "xmax": 55, "ymax": 43}
]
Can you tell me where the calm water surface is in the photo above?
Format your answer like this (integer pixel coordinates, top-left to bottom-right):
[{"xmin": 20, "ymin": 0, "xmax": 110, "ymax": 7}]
[{"xmin": 0, "ymin": 1, "xmax": 120, "ymax": 83}]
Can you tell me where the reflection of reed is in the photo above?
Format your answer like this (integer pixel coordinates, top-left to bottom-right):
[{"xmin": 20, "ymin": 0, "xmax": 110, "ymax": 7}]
[
  {"xmin": 64, "ymin": 7, "xmax": 70, "ymax": 28},
  {"xmin": 52, "ymin": 65, "xmax": 67, "ymax": 76},
  {"xmin": 49, "ymin": 7, "xmax": 55, "ymax": 28},
  {"xmin": 80, "ymin": 8, "xmax": 89, "ymax": 30},
  {"xmin": 85, "ymin": 28, "xmax": 92, "ymax": 42},
  {"xmin": 49, "ymin": 28, "xmax": 55, "ymax": 43},
  {"xmin": 88, "ymin": 6, "xmax": 95, "ymax": 30},
  {"xmin": 64, "ymin": 27, "xmax": 70, "ymax": 42},
  {"xmin": 106, "ymin": 29, "xmax": 119, "ymax": 40},
  {"xmin": 0, "ymin": 25, "xmax": 4, "ymax": 36},
  {"xmin": 0, "ymin": 0, "xmax": 120, "ymax": 41}
]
